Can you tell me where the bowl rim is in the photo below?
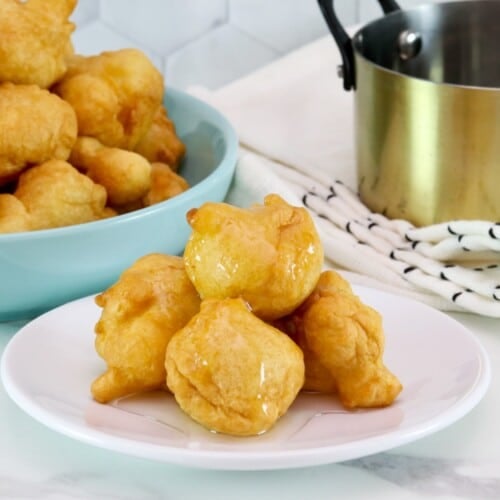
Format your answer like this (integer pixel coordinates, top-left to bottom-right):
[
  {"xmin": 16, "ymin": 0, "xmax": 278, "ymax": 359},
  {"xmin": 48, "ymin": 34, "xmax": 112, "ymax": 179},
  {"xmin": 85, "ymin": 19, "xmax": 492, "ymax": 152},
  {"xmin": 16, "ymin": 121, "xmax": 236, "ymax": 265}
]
[{"xmin": 0, "ymin": 87, "xmax": 238, "ymax": 242}]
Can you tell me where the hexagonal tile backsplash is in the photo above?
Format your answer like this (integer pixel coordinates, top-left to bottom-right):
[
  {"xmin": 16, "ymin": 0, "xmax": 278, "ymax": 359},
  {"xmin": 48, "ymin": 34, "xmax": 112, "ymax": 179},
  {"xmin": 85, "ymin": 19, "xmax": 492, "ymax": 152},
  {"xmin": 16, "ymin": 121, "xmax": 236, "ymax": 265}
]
[{"xmin": 71, "ymin": 0, "xmax": 439, "ymax": 91}]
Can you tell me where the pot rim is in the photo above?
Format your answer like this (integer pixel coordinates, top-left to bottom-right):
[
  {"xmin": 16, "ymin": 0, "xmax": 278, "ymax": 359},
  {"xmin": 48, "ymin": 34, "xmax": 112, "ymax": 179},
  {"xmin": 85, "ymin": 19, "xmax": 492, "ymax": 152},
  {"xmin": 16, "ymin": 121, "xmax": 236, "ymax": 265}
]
[{"xmin": 351, "ymin": 0, "xmax": 500, "ymax": 92}]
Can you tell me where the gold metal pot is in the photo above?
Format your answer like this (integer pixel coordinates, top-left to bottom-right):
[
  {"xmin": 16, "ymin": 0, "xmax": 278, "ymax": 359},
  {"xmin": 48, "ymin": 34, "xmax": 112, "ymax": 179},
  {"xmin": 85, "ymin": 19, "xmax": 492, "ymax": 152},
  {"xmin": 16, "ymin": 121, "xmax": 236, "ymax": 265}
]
[{"xmin": 319, "ymin": 0, "xmax": 500, "ymax": 226}]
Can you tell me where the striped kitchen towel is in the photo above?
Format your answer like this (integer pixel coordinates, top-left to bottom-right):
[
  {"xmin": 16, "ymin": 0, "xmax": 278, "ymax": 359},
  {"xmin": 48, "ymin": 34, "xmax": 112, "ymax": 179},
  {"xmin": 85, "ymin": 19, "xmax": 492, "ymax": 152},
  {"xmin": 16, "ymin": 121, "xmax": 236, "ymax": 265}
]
[{"xmin": 228, "ymin": 150, "xmax": 500, "ymax": 317}]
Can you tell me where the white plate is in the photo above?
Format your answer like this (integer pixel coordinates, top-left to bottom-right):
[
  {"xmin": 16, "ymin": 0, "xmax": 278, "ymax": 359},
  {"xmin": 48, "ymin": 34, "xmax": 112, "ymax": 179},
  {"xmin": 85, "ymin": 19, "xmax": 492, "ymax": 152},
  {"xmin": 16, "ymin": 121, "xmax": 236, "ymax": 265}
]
[{"xmin": 0, "ymin": 288, "xmax": 491, "ymax": 471}]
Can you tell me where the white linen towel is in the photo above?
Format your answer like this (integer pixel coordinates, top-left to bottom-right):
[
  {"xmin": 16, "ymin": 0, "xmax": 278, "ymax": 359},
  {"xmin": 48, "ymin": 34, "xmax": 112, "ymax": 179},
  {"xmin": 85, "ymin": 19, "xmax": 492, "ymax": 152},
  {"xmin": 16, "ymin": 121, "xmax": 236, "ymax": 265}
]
[{"xmin": 188, "ymin": 36, "xmax": 500, "ymax": 318}]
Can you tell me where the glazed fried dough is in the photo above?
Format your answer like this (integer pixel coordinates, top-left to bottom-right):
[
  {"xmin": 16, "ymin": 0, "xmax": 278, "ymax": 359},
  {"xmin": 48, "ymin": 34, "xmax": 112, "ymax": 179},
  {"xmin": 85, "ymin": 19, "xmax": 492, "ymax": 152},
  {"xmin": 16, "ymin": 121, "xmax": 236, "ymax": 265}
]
[
  {"xmin": 183, "ymin": 194, "xmax": 324, "ymax": 321},
  {"xmin": 293, "ymin": 271, "xmax": 402, "ymax": 408},
  {"xmin": 166, "ymin": 298, "xmax": 305, "ymax": 436}
]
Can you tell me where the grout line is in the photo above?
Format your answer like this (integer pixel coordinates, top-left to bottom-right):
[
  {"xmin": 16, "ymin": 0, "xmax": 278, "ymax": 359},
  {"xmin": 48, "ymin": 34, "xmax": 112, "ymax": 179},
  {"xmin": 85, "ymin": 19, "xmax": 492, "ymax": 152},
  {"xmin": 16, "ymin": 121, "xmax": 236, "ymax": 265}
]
[{"xmin": 228, "ymin": 23, "xmax": 284, "ymax": 55}]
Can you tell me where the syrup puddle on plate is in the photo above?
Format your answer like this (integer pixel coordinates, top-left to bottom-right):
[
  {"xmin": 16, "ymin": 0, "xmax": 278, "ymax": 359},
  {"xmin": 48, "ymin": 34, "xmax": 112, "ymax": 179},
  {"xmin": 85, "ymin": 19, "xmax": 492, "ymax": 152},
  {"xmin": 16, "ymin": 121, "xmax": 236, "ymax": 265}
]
[{"xmin": 79, "ymin": 391, "xmax": 406, "ymax": 450}]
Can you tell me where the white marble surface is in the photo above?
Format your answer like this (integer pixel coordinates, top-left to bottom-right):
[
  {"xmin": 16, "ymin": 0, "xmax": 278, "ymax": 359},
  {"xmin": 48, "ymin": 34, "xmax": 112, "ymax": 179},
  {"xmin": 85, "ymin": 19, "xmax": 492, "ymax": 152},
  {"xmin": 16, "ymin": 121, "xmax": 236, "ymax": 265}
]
[{"xmin": 1, "ymin": 312, "xmax": 499, "ymax": 499}]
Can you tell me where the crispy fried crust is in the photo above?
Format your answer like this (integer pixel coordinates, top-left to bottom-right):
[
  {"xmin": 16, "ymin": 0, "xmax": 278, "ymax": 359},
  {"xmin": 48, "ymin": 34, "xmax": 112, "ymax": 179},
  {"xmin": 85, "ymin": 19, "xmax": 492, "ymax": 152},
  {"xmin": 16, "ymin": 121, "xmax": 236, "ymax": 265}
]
[
  {"xmin": 70, "ymin": 137, "xmax": 152, "ymax": 207},
  {"xmin": 0, "ymin": 83, "xmax": 77, "ymax": 184},
  {"xmin": 0, "ymin": 0, "xmax": 76, "ymax": 88},
  {"xmin": 134, "ymin": 106, "xmax": 186, "ymax": 171},
  {"xmin": 54, "ymin": 49, "xmax": 164, "ymax": 150},
  {"xmin": 14, "ymin": 160, "xmax": 107, "ymax": 230},
  {"xmin": 91, "ymin": 254, "xmax": 200, "ymax": 404},
  {"xmin": 0, "ymin": 194, "xmax": 31, "ymax": 233},
  {"xmin": 142, "ymin": 162, "xmax": 189, "ymax": 207}
]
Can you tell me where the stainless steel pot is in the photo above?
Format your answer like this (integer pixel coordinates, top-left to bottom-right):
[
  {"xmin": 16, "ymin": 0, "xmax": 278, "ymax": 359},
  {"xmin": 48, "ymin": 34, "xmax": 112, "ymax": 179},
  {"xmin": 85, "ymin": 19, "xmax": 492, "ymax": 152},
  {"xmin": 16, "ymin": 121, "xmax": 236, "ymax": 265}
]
[{"xmin": 318, "ymin": 0, "xmax": 500, "ymax": 226}]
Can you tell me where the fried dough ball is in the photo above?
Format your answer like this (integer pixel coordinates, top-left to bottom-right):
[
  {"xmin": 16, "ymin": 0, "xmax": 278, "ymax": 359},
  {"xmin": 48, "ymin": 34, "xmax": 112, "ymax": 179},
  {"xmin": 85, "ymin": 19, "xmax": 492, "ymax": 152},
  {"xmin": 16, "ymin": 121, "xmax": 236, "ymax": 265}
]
[
  {"xmin": 14, "ymin": 160, "xmax": 107, "ymax": 230},
  {"xmin": 70, "ymin": 137, "xmax": 151, "ymax": 207},
  {"xmin": 101, "ymin": 206, "xmax": 118, "ymax": 219},
  {"xmin": 68, "ymin": 135, "xmax": 102, "ymax": 163},
  {"xmin": 0, "ymin": 83, "xmax": 78, "ymax": 185},
  {"xmin": 142, "ymin": 162, "xmax": 189, "ymax": 207},
  {"xmin": 134, "ymin": 106, "xmax": 186, "ymax": 171},
  {"xmin": 91, "ymin": 254, "xmax": 201, "ymax": 404},
  {"xmin": 0, "ymin": 194, "xmax": 31, "ymax": 233},
  {"xmin": 273, "ymin": 315, "xmax": 337, "ymax": 394},
  {"xmin": 183, "ymin": 194, "xmax": 324, "ymax": 321},
  {"xmin": 0, "ymin": 0, "xmax": 76, "ymax": 88},
  {"xmin": 166, "ymin": 298, "xmax": 305, "ymax": 436},
  {"xmin": 53, "ymin": 49, "xmax": 164, "ymax": 150},
  {"xmin": 293, "ymin": 270, "xmax": 402, "ymax": 409}
]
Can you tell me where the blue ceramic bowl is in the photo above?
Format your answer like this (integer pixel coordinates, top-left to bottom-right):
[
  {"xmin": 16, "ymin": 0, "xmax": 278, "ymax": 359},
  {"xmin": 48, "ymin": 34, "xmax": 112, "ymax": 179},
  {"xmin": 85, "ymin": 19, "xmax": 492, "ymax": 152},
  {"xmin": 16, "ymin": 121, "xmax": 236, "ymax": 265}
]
[{"xmin": 0, "ymin": 88, "xmax": 238, "ymax": 321}]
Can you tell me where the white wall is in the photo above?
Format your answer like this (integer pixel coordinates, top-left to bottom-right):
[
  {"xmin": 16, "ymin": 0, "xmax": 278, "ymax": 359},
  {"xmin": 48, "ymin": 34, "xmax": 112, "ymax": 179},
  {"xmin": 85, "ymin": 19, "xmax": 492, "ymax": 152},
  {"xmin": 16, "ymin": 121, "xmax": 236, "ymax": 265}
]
[{"xmin": 71, "ymin": 0, "xmax": 444, "ymax": 90}]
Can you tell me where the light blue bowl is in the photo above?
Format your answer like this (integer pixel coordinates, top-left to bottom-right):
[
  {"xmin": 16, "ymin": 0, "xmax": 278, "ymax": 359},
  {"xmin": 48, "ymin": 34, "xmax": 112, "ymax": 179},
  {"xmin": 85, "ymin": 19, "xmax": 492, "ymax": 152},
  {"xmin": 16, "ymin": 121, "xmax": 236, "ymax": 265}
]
[{"xmin": 0, "ymin": 88, "xmax": 238, "ymax": 321}]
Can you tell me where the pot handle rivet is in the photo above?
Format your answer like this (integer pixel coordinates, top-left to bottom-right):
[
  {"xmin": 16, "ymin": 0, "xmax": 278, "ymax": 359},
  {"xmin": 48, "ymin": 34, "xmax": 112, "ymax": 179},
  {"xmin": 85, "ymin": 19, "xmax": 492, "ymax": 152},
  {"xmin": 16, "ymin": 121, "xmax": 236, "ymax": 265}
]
[{"xmin": 397, "ymin": 29, "xmax": 422, "ymax": 61}]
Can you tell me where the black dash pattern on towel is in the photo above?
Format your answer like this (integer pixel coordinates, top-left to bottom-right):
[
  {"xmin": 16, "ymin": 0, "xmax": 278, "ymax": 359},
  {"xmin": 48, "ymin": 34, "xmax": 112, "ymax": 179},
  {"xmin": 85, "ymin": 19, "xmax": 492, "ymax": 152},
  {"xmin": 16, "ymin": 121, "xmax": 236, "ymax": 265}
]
[{"xmin": 297, "ymin": 185, "xmax": 500, "ymax": 318}]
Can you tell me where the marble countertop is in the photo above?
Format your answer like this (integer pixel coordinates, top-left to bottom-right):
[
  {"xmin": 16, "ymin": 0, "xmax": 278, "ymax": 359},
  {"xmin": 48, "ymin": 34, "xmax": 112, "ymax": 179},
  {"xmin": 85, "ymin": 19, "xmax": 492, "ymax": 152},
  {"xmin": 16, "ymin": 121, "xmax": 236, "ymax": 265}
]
[{"xmin": 1, "ymin": 309, "xmax": 499, "ymax": 500}]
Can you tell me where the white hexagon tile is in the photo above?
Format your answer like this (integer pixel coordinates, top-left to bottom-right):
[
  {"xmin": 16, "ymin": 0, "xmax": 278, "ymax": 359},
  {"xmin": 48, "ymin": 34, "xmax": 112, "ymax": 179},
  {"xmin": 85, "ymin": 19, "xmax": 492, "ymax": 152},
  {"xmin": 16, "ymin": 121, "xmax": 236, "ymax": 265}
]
[{"xmin": 70, "ymin": 0, "xmax": 439, "ymax": 91}]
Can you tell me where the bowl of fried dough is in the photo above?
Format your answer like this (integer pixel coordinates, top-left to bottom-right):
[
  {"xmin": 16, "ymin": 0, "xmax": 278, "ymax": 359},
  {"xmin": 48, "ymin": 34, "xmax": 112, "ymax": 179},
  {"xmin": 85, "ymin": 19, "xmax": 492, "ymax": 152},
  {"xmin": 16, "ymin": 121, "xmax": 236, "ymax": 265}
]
[{"xmin": 0, "ymin": 0, "xmax": 238, "ymax": 321}]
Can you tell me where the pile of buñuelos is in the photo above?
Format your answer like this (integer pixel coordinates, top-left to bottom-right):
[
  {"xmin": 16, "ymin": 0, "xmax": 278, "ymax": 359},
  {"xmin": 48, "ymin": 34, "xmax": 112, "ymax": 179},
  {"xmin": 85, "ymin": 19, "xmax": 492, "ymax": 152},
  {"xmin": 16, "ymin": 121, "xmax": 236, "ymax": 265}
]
[
  {"xmin": 91, "ymin": 194, "xmax": 402, "ymax": 437},
  {"xmin": 0, "ymin": 0, "xmax": 187, "ymax": 234}
]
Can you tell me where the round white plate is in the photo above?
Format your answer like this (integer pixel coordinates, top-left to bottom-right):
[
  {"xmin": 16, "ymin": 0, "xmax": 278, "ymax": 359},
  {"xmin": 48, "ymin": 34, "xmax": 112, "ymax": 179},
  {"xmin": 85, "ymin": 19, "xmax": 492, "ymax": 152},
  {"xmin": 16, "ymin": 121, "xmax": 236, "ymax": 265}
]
[{"xmin": 0, "ymin": 287, "xmax": 491, "ymax": 471}]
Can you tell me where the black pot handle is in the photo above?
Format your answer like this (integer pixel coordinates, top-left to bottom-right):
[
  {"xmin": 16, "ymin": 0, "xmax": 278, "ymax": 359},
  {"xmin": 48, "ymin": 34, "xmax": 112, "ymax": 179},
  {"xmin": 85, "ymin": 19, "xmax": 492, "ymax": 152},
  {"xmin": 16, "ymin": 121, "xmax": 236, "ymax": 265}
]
[
  {"xmin": 379, "ymin": 0, "xmax": 402, "ymax": 14},
  {"xmin": 317, "ymin": 0, "xmax": 401, "ymax": 91}
]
